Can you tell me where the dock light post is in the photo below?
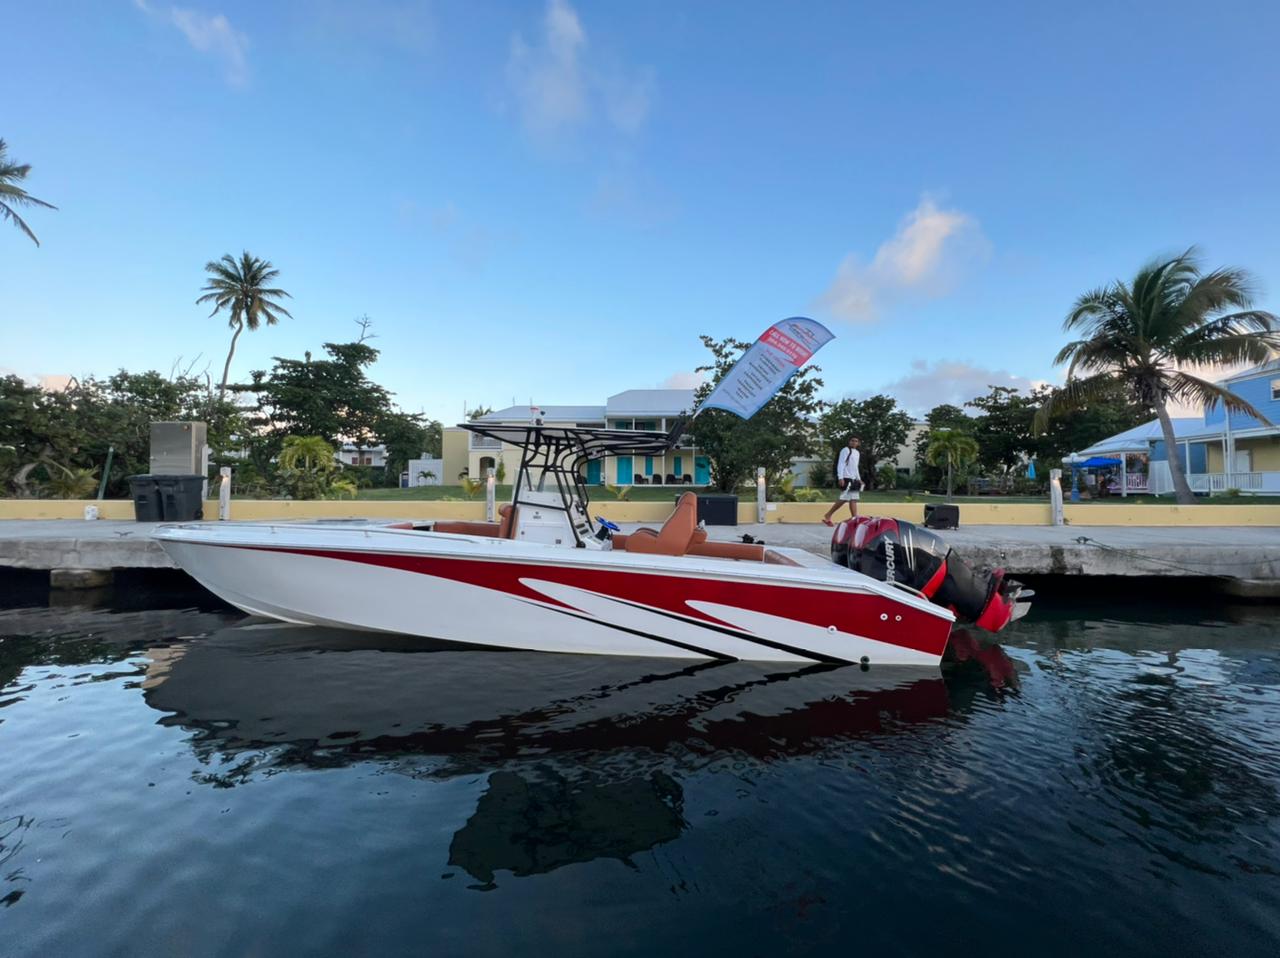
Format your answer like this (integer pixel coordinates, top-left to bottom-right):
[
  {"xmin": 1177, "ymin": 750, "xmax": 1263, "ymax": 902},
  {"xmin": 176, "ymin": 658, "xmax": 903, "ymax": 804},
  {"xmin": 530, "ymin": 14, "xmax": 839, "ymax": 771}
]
[
  {"xmin": 486, "ymin": 468, "xmax": 496, "ymax": 522},
  {"xmin": 218, "ymin": 467, "xmax": 232, "ymax": 521},
  {"xmin": 756, "ymin": 467, "xmax": 766, "ymax": 524},
  {"xmin": 1049, "ymin": 468, "xmax": 1064, "ymax": 526}
]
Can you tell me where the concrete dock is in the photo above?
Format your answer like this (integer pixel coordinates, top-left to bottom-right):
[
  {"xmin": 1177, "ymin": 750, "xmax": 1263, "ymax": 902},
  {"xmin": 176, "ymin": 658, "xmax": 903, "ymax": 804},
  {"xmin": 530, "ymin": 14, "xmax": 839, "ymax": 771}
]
[{"xmin": 1, "ymin": 520, "xmax": 1277, "ymax": 596}]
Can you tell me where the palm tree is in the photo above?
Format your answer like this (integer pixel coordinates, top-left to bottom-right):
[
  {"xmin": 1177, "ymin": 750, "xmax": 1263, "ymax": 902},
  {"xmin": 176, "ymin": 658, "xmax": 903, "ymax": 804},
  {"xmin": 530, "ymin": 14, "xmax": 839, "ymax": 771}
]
[
  {"xmin": 197, "ymin": 252, "xmax": 293, "ymax": 401},
  {"xmin": 0, "ymin": 139, "xmax": 57, "ymax": 246},
  {"xmin": 1036, "ymin": 249, "xmax": 1280, "ymax": 504},
  {"xmin": 926, "ymin": 429, "xmax": 978, "ymax": 502},
  {"xmin": 278, "ymin": 435, "xmax": 337, "ymax": 475}
]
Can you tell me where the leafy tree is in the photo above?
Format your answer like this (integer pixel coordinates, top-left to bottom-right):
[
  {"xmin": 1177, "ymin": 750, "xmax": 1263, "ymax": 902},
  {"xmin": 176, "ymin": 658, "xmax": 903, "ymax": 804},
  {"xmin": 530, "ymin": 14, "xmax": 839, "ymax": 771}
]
[
  {"xmin": 378, "ymin": 411, "xmax": 441, "ymax": 487},
  {"xmin": 819, "ymin": 394, "xmax": 912, "ymax": 490},
  {"xmin": 467, "ymin": 405, "xmax": 494, "ymax": 421},
  {"xmin": 240, "ymin": 342, "xmax": 390, "ymax": 450},
  {"xmin": 926, "ymin": 429, "xmax": 979, "ymax": 502},
  {"xmin": 0, "ymin": 139, "xmax": 56, "ymax": 246},
  {"xmin": 198, "ymin": 252, "xmax": 293, "ymax": 401},
  {"xmin": 687, "ymin": 336, "xmax": 824, "ymax": 492},
  {"xmin": 237, "ymin": 340, "xmax": 437, "ymax": 489},
  {"xmin": 0, "ymin": 371, "xmax": 246, "ymax": 497},
  {"xmin": 1029, "ymin": 381, "xmax": 1150, "ymax": 470},
  {"xmin": 966, "ymin": 386, "xmax": 1038, "ymax": 479},
  {"xmin": 1036, "ymin": 249, "xmax": 1280, "ymax": 504}
]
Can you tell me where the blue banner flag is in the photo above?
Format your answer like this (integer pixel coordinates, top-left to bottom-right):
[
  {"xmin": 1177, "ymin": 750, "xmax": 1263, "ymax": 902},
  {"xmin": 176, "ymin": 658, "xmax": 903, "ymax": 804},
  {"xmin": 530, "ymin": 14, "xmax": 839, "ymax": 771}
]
[{"xmin": 697, "ymin": 317, "xmax": 835, "ymax": 419}]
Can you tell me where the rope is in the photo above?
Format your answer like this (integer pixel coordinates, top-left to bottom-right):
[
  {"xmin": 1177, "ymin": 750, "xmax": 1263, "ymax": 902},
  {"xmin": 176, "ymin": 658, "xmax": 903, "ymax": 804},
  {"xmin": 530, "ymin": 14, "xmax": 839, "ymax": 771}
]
[{"xmin": 1071, "ymin": 535, "xmax": 1280, "ymax": 579}]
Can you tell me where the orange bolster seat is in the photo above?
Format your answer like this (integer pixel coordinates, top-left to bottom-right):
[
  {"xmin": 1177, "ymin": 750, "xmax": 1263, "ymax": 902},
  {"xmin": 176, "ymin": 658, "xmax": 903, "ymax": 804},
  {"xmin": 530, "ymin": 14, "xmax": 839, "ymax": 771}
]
[
  {"xmin": 686, "ymin": 541, "xmax": 766, "ymax": 561},
  {"xmin": 433, "ymin": 521, "xmax": 502, "ymax": 537}
]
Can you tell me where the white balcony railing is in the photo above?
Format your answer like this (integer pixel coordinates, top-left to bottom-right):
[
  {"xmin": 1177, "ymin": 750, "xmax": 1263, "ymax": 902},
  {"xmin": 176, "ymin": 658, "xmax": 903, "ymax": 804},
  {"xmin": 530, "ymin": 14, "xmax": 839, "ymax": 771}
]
[
  {"xmin": 1149, "ymin": 464, "xmax": 1279, "ymax": 495},
  {"xmin": 469, "ymin": 435, "xmax": 502, "ymax": 450}
]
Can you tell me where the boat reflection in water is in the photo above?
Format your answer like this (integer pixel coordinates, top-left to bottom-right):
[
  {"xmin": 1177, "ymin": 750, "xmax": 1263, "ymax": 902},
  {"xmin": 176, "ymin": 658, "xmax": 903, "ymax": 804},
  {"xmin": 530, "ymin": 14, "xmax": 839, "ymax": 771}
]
[{"xmin": 141, "ymin": 623, "xmax": 1016, "ymax": 886}]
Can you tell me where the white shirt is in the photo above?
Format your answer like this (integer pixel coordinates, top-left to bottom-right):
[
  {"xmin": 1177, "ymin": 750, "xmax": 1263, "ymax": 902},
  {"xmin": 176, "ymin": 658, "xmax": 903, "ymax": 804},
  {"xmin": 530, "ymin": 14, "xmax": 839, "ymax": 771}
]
[{"xmin": 838, "ymin": 447, "xmax": 861, "ymax": 481}]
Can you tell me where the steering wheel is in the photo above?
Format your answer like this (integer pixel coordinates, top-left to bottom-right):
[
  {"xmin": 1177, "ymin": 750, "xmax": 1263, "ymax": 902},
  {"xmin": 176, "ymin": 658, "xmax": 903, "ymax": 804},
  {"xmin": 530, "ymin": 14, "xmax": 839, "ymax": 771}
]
[{"xmin": 595, "ymin": 516, "xmax": 620, "ymax": 532}]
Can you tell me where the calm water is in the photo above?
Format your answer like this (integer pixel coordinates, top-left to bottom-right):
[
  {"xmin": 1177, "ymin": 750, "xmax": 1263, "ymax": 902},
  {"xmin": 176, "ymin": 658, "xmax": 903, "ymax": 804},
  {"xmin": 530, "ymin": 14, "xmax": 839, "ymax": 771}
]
[{"xmin": 2, "ymin": 587, "xmax": 1279, "ymax": 957}]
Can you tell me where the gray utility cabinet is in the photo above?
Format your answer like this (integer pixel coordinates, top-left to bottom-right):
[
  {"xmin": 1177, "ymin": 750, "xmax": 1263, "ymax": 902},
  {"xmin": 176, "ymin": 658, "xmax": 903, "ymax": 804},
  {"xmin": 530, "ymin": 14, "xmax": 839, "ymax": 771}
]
[{"xmin": 150, "ymin": 422, "xmax": 207, "ymax": 475}]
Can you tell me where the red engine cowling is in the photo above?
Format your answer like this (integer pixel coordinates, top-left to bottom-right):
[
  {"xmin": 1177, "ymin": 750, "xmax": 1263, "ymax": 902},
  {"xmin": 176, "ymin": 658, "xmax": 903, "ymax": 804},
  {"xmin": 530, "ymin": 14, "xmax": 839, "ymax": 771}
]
[{"xmin": 831, "ymin": 516, "xmax": 1028, "ymax": 632}]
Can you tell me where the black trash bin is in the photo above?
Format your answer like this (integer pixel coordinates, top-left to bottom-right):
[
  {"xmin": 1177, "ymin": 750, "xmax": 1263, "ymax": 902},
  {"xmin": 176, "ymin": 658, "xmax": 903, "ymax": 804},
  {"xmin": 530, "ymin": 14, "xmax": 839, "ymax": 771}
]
[
  {"xmin": 924, "ymin": 503, "xmax": 959, "ymax": 530},
  {"xmin": 155, "ymin": 475, "xmax": 206, "ymax": 521},
  {"xmin": 129, "ymin": 475, "xmax": 164, "ymax": 522},
  {"xmin": 676, "ymin": 493, "xmax": 739, "ymax": 526}
]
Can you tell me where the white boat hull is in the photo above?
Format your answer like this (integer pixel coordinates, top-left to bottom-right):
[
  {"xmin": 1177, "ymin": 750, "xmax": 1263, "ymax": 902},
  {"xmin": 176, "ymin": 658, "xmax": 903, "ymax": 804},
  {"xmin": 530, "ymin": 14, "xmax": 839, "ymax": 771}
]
[{"xmin": 155, "ymin": 523, "xmax": 956, "ymax": 666}]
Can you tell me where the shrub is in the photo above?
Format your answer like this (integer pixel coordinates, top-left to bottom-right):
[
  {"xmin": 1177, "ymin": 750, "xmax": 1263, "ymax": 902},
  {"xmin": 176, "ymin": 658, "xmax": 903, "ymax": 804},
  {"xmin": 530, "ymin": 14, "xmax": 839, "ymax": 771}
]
[
  {"xmin": 603, "ymin": 483, "xmax": 632, "ymax": 501},
  {"xmin": 807, "ymin": 462, "xmax": 837, "ymax": 489}
]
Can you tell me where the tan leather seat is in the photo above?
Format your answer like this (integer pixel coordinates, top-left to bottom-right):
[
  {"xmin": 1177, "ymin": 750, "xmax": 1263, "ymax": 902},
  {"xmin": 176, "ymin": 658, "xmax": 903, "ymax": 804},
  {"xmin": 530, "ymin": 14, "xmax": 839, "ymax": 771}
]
[
  {"xmin": 687, "ymin": 540, "xmax": 766, "ymax": 561},
  {"xmin": 618, "ymin": 492, "xmax": 699, "ymax": 556},
  {"xmin": 498, "ymin": 504, "xmax": 517, "ymax": 538},
  {"xmin": 432, "ymin": 520, "xmax": 502, "ymax": 537},
  {"xmin": 434, "ymin": 504, "xmax": 517, "ymax": 539}
]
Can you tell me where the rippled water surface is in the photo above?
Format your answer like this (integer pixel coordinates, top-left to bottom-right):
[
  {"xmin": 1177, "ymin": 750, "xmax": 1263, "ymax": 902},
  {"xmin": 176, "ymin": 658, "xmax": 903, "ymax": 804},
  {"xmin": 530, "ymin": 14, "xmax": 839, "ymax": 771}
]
[{"xmin": 2, "ymin": 590, "xmax": 1279, "ymax": 957}]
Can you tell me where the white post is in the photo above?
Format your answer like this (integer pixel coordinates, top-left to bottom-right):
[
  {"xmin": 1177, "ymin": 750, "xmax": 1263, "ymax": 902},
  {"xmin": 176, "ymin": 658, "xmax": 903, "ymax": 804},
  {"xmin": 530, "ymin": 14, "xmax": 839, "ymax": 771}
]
[
  {"xmin": 218, "ymin": 466, "xmax": 231, "ymax": 521},
  {"xmin": 756, "ymin": 467, "xmax": 766, "ymax": 524},
  {"xmin": 486, "ymin": 467, "xmax": 496, "ymax": 522},
  {"xmin": 201, "ymin": 443, "xmax": 212, "ymax": 500},
  {"xmin": 1120, "ymin": 453, "xmax": 1127, "ymax": 498},
  {"xmin": 1225, "ymin": 407, "xmax": 1236, "ymax": 487},
  {"xmin": 1049, "ymin": 468, "xmax": 1064, "ymax": 526}
]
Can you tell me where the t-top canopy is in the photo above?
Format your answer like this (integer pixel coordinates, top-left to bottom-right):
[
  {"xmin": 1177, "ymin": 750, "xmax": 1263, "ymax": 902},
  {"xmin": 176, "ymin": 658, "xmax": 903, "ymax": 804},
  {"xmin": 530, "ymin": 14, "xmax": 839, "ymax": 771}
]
[{"xmin": 460, "ymin": 421, "xmax": 683, "ymax": 461}]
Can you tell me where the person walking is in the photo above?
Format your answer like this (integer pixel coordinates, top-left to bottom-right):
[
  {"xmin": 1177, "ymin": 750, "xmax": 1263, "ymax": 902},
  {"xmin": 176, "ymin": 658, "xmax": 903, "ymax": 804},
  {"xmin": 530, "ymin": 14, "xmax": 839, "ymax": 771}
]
[{"xmin": 822, "ymin": 436, "xmax": 861, "ymax": 526}]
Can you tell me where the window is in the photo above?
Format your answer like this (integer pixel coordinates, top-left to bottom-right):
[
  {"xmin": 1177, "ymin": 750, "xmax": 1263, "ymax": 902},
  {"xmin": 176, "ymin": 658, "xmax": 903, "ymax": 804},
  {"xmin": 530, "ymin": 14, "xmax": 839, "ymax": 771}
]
[{"xmin": 1271, "ymin": 378, "xmax": 1280, "ymax": 401}]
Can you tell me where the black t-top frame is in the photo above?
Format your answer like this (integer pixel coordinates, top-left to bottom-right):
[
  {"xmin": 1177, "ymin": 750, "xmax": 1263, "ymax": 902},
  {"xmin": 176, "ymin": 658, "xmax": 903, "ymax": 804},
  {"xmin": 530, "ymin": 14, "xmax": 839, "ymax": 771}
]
[{"xmin": 459, "ymin": 420, "xmax": 684, "ymax": 546}]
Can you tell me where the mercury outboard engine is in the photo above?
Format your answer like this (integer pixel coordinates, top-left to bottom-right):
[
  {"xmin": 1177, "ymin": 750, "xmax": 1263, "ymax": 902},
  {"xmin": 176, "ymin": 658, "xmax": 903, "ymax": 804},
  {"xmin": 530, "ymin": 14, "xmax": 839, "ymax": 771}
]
[{"xmin": 832, "ymin": 517, "xmax": 1031, "ymax": 632}]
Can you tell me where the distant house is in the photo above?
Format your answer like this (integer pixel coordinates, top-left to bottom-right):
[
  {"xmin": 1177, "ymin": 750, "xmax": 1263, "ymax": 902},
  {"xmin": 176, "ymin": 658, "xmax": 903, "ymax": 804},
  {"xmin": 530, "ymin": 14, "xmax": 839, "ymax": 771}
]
[
  {"xmin": 442, "ymin": 390, "xmax": 708, "ymax": 486},
  {"xmin": 1074, "ymin": 359, "xmax": 1280, "ymax": 495},
  {"xmin": 336, "ymin": 443, "xmax": 387, "ymax": 468}
]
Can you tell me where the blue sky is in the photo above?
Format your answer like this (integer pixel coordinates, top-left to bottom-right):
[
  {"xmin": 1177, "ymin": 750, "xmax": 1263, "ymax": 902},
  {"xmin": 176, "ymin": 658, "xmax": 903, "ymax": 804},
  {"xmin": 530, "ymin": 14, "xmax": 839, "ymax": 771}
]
[{"xmin": 3, "ymin": 0, "xmax": 1279, "ymax": 421}]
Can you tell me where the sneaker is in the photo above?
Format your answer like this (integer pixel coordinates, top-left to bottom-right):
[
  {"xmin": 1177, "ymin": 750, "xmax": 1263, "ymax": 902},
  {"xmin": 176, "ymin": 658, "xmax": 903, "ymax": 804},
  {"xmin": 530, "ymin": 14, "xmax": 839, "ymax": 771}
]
[{"xmin": 821, "ymin": 517, "xmax": 834, "ymax": 527}]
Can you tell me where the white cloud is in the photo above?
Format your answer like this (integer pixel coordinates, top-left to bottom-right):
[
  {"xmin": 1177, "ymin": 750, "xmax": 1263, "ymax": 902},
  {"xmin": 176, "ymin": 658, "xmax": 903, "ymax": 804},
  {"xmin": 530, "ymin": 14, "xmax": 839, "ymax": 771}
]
[
  {"xmin": 869, "ymin": 359, "xmax": 1045, "ymax": 417},
  {"xmin": 135, "ymin": 1, "xmax": 250, "ymax": 87},
  {"xmin": 506, "ymin": 0, "xmax": 653, "ymax": 139},
  {"xmin": 507, "ymin": 0, "xmax": 587, "ymax": 135},
  {"xmin": 818, "ymin": 197, "xmax": 986, "ymax": 323},
  {"xmin": 659, "ymin": 370, "xmax": 706, "ymax": 390}
]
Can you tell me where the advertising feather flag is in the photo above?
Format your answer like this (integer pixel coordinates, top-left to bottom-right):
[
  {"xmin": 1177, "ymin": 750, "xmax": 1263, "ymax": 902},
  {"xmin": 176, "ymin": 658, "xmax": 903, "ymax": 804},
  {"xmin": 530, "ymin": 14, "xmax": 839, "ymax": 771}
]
[{"xmin": 697, "ymin": 317, "xmax": 835, "ymax": 419}]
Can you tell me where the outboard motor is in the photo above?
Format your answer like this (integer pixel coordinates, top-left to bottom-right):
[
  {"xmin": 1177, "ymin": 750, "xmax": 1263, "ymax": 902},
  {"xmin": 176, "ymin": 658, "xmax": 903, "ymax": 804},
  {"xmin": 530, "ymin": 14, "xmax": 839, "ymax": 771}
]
[{"xmin": 832, "ymin": 517, "xmax": 1031, "ymax": 632}]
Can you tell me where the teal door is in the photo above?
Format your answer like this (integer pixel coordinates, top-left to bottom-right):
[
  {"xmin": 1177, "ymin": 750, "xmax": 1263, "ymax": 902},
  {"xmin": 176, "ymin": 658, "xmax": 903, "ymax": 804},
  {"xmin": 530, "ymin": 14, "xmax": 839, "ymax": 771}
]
[
  {"xmin": 586, "ymin": 459, "xmax": 602, "ymax": 485},
  {"xmin": 644, "ymin": 456, "xmax": 654, "ymax": 476},
  {"xmin": 616, "ymin": 456, "xmax": 634, "ymax": 484},
  {"xmin": 695, "ymin": 456, "xmax": 710, "ymax": 484},
  {"xmin": 673, "ymin": 455, "xmax": 683, "ymax": 478}
]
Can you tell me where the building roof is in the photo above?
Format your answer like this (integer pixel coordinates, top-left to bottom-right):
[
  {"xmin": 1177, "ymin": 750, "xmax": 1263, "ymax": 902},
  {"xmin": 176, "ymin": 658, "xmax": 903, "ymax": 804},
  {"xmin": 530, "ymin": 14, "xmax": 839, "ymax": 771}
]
[
  {"xmin": 1076, "ymin": 417, "xmax": 1220, "ymax": 457},
  {"xmin": 605, "ymin": 389, "xmax": 695, "ymax": 417},
  {"xmin": 475, "ymin": 404, "xmax": 606, "ymax": 423},
  {"xmin": 1216, "ymin": 357, "xmax": 1280, "ymax": 384}
]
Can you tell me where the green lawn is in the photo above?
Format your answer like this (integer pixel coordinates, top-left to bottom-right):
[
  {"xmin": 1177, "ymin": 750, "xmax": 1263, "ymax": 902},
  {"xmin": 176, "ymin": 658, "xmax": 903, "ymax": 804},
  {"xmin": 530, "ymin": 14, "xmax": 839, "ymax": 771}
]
[{"xmin": 352, "ymin": 485, "xmax": 1276, "ymax": 505}]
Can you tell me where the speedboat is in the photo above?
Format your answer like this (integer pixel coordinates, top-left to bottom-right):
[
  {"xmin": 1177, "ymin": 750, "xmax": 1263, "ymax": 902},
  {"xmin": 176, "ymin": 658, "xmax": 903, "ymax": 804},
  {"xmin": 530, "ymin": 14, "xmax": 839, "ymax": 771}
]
[{"xmin": 154, "ymin": 423, "xmax": 1030, "ymax": 666}]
